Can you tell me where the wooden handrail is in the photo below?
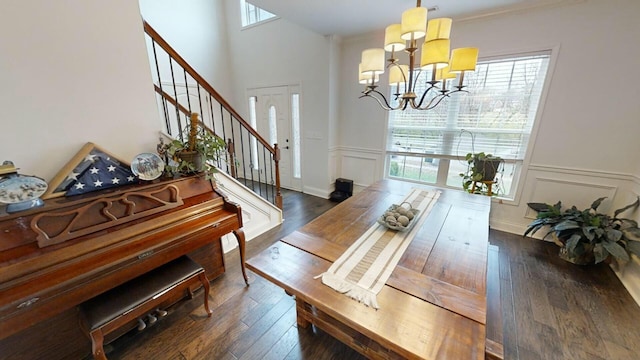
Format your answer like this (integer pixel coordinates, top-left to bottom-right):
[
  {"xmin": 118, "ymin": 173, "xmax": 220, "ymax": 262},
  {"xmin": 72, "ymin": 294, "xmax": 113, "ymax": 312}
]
[
  {"xmin": 144, "ymin": 21, "xmax": 275, "ymax": 152},
  {"xmin": 154, "ymin": 84, "xmax": 190, "ymax": 116},
  {"xmin": 154, "ymin": 85, "xmax": 218, "ymax": 138}
]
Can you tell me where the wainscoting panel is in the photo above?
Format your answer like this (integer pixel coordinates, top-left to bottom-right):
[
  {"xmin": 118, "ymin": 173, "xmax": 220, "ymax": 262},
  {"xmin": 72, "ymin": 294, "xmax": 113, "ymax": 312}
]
[
  {"xmin": 341, "ymin": 155, "xmax": 376, "ymax": 186},
  {"xmin": 334, "ymin": 147, "xmax": 384, "ymax": 192},
  {"xmin": 524, "ymin": 176, "xmax": 618, "ymax": 219}
]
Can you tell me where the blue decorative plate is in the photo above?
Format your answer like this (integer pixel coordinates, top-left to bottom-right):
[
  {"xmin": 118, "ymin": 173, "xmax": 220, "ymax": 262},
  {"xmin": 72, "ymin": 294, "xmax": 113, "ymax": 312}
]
[
  {"xmin": 131, "ymin": 153, "xmax": 164, "ymax": 181},
  {"xmin": 0, "ymin": 175, "xmax": 48, "ymax": 204}
]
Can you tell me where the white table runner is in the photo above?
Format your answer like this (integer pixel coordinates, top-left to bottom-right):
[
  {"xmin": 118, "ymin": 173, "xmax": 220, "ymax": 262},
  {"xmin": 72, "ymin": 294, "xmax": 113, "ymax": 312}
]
[{"xmin": 317, "ymin": 188, "xmax": 441, "ymax": 309}]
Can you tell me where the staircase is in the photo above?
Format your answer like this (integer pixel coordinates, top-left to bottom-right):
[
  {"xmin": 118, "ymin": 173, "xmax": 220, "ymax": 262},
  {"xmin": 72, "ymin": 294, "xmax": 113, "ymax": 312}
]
[
  {"xmin": 142, "ymin": 21, "xmax": 284, "ymax": 252},
  {"xmin": 143, "ymin": 21, "xmax": 283, "ymax": 210}
]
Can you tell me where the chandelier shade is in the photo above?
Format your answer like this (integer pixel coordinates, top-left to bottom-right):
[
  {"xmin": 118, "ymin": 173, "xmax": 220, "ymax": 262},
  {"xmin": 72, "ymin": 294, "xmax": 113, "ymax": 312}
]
[
  {"xmin": 358, "ymin": 0, "xmax": 479, "ymax": 111},
  {"xmin": 384, "ymin": 24, "xmax": 406, "ymax": 52},
  {"xmin": 420, "ymin": 39, "xmax": 450, "ymax": 69},
  {"xmin": 435, "ymin": 66, "xmax": 457, "ymax": 81},
  {"xmin": 361, "ymin": 48, "xmax": 386, "ymax": 75},
  {"xmin": 359, "ymin": 63, "xmax": 380, "ymax": 84},
  {"xmin": 426, "ymin": 18, "xmax": 452, "ymax": 41},
  {"xmin": 400, "ymin": 7, "xmax": 428, "ymax": 40},
  {"xmin": 450, "ymin": 47, "xmax": 479, "ymax": 72}
]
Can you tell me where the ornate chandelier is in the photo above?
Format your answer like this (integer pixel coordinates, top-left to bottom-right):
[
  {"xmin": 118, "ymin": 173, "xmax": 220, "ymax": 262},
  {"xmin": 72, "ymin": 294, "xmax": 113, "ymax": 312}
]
[{"xmin": 359, "ymin": 0, "xmax": 478, "ymax": 111}]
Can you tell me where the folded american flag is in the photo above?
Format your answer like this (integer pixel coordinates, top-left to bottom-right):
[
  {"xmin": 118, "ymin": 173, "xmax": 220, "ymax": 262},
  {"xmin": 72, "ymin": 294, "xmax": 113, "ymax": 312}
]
[{"xmin": 53, "ymin": 149, "xmax": 138, "ymax": 196}]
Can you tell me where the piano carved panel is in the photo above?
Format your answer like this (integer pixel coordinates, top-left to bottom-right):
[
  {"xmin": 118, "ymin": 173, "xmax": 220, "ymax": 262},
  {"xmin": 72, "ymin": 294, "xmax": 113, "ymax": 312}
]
[{"xmin": 32, "ymin": 184, "xmax": 183, "ymax": 248}]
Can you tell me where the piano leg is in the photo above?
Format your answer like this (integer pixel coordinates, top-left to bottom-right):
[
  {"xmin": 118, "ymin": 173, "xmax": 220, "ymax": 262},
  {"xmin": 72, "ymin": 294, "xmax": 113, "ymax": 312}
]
[
  {"xmin": 199, "ymin": 272, "xmax": 213, "ymax": 317},
  {"xmin": 233, "ymin": 229, "xmax": 249, "ymax": 286},
  {"xmin": 89, "ymin": 328, "xmax": 107, "ymax": 360}
]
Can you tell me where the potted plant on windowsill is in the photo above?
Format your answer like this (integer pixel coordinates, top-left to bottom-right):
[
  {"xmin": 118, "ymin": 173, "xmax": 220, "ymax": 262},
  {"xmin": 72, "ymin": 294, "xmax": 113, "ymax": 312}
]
[
  {"xmin": 524, "ymin": 197, "xmax": 640, "ymax": 266},
  {"xmin": 161, "ymin": 113, "xmax": 226, "ymax": 180},
  {"xmin": 459, "ymin": 152, "xmax": 503, "ymax": 195}
]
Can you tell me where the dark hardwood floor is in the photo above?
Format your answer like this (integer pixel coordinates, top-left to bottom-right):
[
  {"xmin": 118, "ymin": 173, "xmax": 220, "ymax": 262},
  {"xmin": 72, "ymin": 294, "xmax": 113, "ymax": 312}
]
[{"xmin": 105, "ymin": 189, "xmax": 640, "ymax": 360}]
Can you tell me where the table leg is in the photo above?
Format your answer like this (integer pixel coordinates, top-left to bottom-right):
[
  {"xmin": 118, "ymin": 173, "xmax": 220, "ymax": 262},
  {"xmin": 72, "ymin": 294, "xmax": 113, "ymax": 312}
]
[{"xmin": 295, "ymin": 298, "xmax": 311, "ymax": 328}]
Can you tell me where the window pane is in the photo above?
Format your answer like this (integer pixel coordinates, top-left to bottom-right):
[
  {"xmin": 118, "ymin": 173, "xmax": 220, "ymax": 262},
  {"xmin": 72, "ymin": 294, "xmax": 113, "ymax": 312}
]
[
  {"xmin": 446, "ymin": 158, "xmax": 469, "ymax": 188},
  {"xmin": 268, "ymin": 105, "xmax": 277, "ymax": 146},
  {"xmin": 241, "ymin": 0, "xmax": 276, "ymax": 27},
  {"xmin": 291, "ymin": 94, "xmax": 301, "ymax": 179},
  {"xmin": 388, "ymin": 155, "xmax": 437, "ymax": 183}
]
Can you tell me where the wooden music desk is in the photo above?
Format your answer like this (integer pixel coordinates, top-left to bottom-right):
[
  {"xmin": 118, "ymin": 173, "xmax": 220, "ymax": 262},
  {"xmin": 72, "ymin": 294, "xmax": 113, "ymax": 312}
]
[{"xmin": 247, "ymin": 179, "xmax": 503, "ymax": 359}]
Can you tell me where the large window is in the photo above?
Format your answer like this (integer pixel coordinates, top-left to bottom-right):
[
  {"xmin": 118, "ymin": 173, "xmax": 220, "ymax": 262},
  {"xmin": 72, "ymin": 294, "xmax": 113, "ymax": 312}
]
[
  {"xmin": 386, "ymin": 52, "xmax": 551, "ymax": 199},
  {"xmin": 240, "ymin": 0, "xmax": 276, "ymax": 28}
]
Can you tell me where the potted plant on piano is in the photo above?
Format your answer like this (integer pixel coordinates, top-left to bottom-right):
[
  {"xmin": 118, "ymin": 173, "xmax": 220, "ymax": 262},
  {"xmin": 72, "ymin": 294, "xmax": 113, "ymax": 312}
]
[{"xmin": 162, "ymin": 113, "xmax": 226, "ymax": 180}]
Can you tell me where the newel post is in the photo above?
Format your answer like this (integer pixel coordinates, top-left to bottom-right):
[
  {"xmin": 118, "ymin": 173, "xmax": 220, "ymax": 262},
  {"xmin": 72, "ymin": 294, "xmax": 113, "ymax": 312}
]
[{"xmin": 273, "ymin": 144, "xmax": 283, "ymax": 209}]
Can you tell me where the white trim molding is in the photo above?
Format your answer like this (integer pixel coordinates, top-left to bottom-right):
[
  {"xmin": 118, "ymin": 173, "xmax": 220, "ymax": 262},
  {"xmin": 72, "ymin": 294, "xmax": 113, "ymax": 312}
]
[
  {"xmin": 214, "ymin": 169, "xmax": 283, "ymax": 252},
  {"xmin": 528, "ymin": 163, "xmax": 637, "ymax": 182}
]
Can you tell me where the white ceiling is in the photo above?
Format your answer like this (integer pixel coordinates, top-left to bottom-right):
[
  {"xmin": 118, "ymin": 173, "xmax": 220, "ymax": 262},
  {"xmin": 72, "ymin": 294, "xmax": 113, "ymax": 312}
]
[{"xmin": 248, "ymin": 0, "xmax": 567, "ymax": 36}]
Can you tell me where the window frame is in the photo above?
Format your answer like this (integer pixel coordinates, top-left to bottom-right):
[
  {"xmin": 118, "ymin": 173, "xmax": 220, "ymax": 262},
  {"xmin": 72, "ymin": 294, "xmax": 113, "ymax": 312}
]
[
  {"xmin": 383, "ymin": 46, "xmax": 559, "ymax": 205},
  {"xmin": 239, "ymin": 0, "xmax": 278, "ymax": 29}
]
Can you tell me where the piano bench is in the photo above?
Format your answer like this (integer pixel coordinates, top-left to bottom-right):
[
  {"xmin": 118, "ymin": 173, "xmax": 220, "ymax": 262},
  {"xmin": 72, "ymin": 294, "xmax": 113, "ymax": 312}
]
[{"xmin": 78, "ymin": 256, "xmax": 212, "ymax": 360}]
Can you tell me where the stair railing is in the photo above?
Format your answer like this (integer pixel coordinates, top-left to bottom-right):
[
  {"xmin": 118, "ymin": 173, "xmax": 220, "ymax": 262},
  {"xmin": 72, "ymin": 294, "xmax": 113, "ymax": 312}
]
[{"xmin": 143, "ymin": 21, "xmax": 282, "ymax": 209}]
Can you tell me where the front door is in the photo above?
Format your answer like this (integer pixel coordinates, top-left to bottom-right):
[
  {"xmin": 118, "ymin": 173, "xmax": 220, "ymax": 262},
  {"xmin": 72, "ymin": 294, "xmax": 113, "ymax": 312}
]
[{"xmin": 247, "ymin": 86, "xmax": 302, "ymax": 191}]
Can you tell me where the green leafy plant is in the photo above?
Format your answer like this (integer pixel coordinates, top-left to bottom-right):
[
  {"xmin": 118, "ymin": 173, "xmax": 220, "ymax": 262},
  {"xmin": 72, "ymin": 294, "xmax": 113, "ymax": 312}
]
[
  {"xmin": 524, "ymin": 197, "xmax": 640, "ymax": 265},
  {"xmin": 459, "ymin": 152, "xmax": 503, "ymax": 195},
  {"xmin": 162, "ymin": 114, "xmax": 226, "ymax": 179}
]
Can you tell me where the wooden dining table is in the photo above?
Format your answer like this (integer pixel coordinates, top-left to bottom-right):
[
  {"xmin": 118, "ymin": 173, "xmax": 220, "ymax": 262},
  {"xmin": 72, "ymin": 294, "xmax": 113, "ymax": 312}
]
[{"xmin": 246, "ymin": 179, "xmax": 503, "ymax": 359}]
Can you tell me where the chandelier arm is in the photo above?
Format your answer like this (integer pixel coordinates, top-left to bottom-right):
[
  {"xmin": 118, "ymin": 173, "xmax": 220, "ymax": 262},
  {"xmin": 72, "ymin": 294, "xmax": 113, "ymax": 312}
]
[
  {"xmin": 413, "ymin": 69, "xmax": 424, "ymax": 88},
  {"xmin": 414, "ymin": 84, "xmax": 440, "ymax": 108},
  {"xmin": 415, "ymin": 86, "xmax": 471, "ymax": 110},
  {"xmin": 359, "ymin": 91, "xmax": 393, "ymax": 111},
  {"xmin": 387, "ymin": 62, "xmax": 409, "ymax": 95},
  {"xmin": 403, "ymin": 98, "xmax": 413, "ymax": 110},
  {"xmin": 372, "ymin": 88, "xmax": 405, "ymax": 110},
  {"xmin": 419, "ymin": 93, "xmax": 449, "ymax": 110},
  {"xmin": 374, "ymin": 89, "xmax": 409, "ymax": 111}
]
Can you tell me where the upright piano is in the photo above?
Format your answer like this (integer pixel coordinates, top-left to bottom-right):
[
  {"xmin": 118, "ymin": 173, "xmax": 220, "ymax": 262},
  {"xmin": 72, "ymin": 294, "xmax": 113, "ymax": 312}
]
[{"xmin": 0, "ymin": 175, "xmax": 246, "ymax": 359}]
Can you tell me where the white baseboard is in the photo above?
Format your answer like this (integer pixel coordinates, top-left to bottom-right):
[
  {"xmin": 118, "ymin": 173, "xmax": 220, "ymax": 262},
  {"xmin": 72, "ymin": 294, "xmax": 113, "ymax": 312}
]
[
  {"xmin": 303, "ymin": 185, "xmax": 331, "ymax": 199},
  {"xmin": 489, "ymin": 219, "xmax": 528, "ymax": 236}
]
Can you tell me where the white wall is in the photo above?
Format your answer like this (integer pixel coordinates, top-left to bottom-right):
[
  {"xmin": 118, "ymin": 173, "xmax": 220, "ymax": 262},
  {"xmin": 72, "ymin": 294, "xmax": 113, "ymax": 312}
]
[
  {"xmin": 337, "ymin": 33, "xmax": 389, "ymax": 190},
  {"xmin": 223, "ymin": 0, "xmax": 333, "ymax": 197},
  {"xmin": 138, "ymin": 0, "xmax": 234, "ymax": 101},
  {"xmin": 336, "ymin": 0, "xmax": 640, "ymax": 303},
  {"xmin": 0, "ymin": 0, "xmax": 161, "ymax": 182}
]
